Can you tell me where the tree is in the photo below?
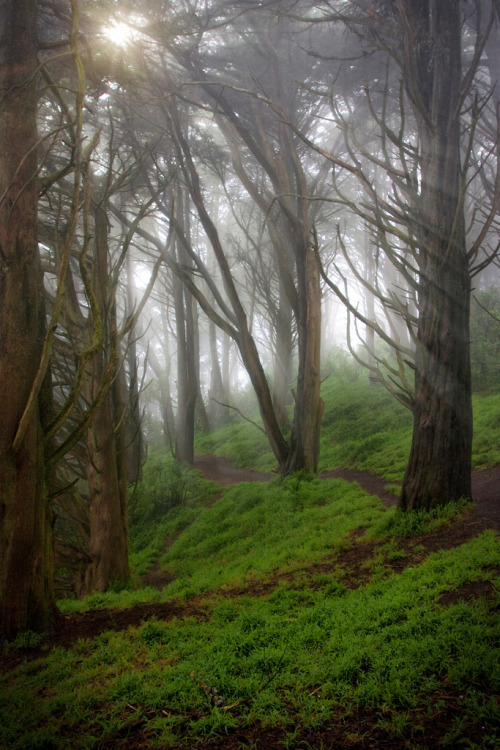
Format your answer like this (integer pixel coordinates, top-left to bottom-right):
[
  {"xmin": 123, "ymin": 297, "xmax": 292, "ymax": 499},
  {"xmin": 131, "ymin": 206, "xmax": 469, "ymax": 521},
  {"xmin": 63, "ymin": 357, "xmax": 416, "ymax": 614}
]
[
  {"xmin": 80, "ymin": 187, "xmax": 130, "ymax": 593},
  {"xmin": 173, "ymin": 186, "xmax": 199, "ymax": 465},
  {"xmin": 0, "ymin": 0, "xmax": 56, "ymax": 638},
  {"xmin": 396, "ymin": 0, "xmax": 473, "ymax": 509},
  {"xmin": 133, "ymin": 5, "xmax": 330, "ymax": 473},
  {"xmin": 297, "ymin": 0, "xmax": 499, "ymax": 508}
]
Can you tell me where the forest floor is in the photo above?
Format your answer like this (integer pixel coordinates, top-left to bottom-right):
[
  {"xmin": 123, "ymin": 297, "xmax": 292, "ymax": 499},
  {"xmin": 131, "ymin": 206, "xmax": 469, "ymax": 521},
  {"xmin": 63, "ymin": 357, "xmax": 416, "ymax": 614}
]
[
  {"xmin": 1, "ymin": 458, "xmax": 499, "ymax": 748},
  {"xmin": 193, "ymin": 453, "xmax": 500, "ymax": 529},
  {"xmin": 2, "ymin": 458, "xmax": 498, "ymax": 665}
]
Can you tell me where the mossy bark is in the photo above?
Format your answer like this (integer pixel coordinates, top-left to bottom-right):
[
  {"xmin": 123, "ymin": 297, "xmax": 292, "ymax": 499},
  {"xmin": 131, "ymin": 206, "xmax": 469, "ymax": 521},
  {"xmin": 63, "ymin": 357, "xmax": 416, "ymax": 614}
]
[
  {"xmin": 0, "ymin": 0, "xmax": 56, "ymax": 638},
  {"xmin": 80, "ymin": 200, "xmax": 129, "ymax": 595}
]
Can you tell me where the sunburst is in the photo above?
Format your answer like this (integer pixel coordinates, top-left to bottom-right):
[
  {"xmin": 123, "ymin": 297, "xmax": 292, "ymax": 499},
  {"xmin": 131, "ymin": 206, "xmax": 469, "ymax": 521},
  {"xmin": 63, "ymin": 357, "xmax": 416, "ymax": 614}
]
[{"xmin": 102, "ymin": 21, "xmax": 135, "ymax": 47}]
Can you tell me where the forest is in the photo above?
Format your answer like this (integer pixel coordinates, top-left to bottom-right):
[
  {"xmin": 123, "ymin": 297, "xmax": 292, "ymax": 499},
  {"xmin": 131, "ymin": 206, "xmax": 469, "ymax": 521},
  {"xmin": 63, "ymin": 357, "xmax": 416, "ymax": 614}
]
[{"xmin": 0, "ymin": 0, "xmax": 499, "ymax": 746}]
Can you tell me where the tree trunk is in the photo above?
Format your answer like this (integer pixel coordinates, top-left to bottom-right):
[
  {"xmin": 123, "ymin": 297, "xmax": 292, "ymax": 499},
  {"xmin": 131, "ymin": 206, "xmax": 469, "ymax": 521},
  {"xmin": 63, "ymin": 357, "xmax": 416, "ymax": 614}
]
[
  {"xmin": 83, "ymin": 369, "xmax": 129, "ymax": 593},
  {"xmin": 0, "ymin": 0, "xmax": 56, "ymax": 638},
  {"xmin": 124, "ymin": 254, "xmax": 144, "ymax": 484},
  {"xmin": 285, "ymin": 243, "xmax": 324, "ymax": 474},
  {"xmin": 174, "ymin": 190, "xmax": 198, "ymax": 465},
  {"xmin": 81, "ymin": 200, "xmax": 129, "ymax": 594},
  {"xmin": 208, "ymin": 319, "xmax": 227, "ymax": 426},
  {"xmin": 273, "ymin": 270, "xmax": 294, "ymax": 429},
  {"xmin": 364, "ymin": 231, "xmax": 378, "ymax": 384},
  {"xmin": 400, "ymin": 0, "xmax": 472, "ymax": 509}
]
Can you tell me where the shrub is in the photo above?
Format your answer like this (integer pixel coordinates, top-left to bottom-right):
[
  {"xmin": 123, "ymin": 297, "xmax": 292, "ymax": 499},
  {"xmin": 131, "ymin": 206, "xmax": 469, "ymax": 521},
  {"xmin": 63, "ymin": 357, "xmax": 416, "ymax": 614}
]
[{"xmin": 129, "ymin": 454, "xmax": 215, "ymax": 529}]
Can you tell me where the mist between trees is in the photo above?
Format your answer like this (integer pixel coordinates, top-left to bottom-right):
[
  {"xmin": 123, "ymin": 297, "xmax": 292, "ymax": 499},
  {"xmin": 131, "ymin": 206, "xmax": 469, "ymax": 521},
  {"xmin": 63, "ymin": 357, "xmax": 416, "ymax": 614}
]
[{"xmin": 1, "ymin": 0, "xmax": 499, "ymax": 638}]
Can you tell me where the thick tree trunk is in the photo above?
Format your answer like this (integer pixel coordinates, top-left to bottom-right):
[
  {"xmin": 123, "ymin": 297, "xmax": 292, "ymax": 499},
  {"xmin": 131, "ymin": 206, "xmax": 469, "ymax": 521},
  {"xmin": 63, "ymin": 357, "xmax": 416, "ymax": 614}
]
[
  {"xmin": 0, "ymin": 0, "xmax": 57, "ymax": 638},
  {"xmin": 0, "ymin": 0, "xmax": 55, "ymax": 638},
  {"xmin": 400, "ymin": 0, "xmax": 472, "ymax": 509},
  {"xmin": 81, "ymin": 201, "xmax": 129, "ymax": 594},
  {"xmin": 285, "ymin": 245, "xmax": 324, "ymax": 474},
  {"xmin": 83, "ymin": 376, "xmax": 129, "ymax": 594}
]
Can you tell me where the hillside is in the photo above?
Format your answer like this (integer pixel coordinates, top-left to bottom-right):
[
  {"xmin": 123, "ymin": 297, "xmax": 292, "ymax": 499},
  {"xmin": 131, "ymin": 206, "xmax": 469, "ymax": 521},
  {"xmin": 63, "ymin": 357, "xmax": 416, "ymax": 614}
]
[{"xmin": 1, "ymin": 384, "xmax": 499, "ymax": 749}]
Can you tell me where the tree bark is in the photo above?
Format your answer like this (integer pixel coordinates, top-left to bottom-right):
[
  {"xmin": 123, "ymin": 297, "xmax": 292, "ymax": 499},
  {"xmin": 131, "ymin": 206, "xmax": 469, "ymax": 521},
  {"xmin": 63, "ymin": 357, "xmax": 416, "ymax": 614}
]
[
  {"xmin": 81, "ymin": 199, "xmax": 129, "ymax": 594},
  {"xmin": 0, "ymin": 0, "xmax": 56, "ymax": 638},
  {"xmin": 124, "ymin": 254, "xmax": 144, "ymax": 484},
  {"xmin": 399, "ymin": 0, "xmax": 473, "ymax": 509},
  {"xmin": 174, "ymin": 189, "xmax": 198, "ymax": 465},
  {"xmin": 273, "ymin": 263, "xmax": 294, "ymax": 429},
  {"xmin": 285, "ymin": 243, "xmax": 324, "ymax": 474}
]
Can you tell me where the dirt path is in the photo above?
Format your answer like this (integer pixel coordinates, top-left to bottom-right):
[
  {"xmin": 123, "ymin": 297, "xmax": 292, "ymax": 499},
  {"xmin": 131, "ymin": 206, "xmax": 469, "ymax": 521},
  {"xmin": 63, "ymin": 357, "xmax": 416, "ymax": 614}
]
[
  {"xmin": 1, "ymin": 456, "xmax": 497, "ymax": 674},
  {"xmin": 194, "ymin": 453, "xmax": 500, "ymax": 529},
  {"xmin": 193, "ymin": 454, "xmax": 274, "ymax": 486}
]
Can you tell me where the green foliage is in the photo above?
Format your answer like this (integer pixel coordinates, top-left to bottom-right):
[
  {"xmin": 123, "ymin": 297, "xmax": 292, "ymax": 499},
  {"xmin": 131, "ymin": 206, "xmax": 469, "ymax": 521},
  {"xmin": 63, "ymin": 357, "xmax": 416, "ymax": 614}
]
[
  {"xmin": 122, "ymin": 453, "xmax": 220, "ymax": 583},
  {"xmin": 2, "ymin": 533, "xmax": 499, "ymax": 748},
  {"xmin": 5, "ymin": 630, "xmax": 42, "ymax": 651},
  {"xmin": 129, "ymin": 453, "xmax": 217, "ymax": 528},
  {"xmin": 470, "ymin": 288, "xmax": 500, "ymax": 392},
  {"xmin": 8, "ymin": 366, "xmax": 499, "ymax": 746},
  {"xmin": 58, "ymin": 586, "xmax": 164, "ymax": 614},
  {"xmin": 195, "ymin": 368, "xmax": 499, "ymax": 481},
  {"xmin": 195, "ymin": 419, "xmax": 273, "ymax": 472},
  {"xmin": 319, "ymin": 375, "xmax": 412, "ymax": 480},
  {"xmin": 369, "ymin": 497, "xmax": 473, "ymax": 539},
  {"xmin": 319, "ymin": 373, "xmax": 500, "ymax": 479},
  {"xmin": 158, "ymin": 477, "xmax": 385, "ymax": 600},
  {"xmin": 472, "ymin": 393, "xmax": 500, "ymax": 468},
  {"xmin": 321, "ymin": 345, "xmax": 363, "ymax": 382}
]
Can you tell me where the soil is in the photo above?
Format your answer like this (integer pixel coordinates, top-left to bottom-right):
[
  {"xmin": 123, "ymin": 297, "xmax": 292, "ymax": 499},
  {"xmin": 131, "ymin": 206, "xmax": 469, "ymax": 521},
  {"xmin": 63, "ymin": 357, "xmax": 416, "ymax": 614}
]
[{"xmin": 1, "ymin": 456, "xmax": 499, "ymax": 749}]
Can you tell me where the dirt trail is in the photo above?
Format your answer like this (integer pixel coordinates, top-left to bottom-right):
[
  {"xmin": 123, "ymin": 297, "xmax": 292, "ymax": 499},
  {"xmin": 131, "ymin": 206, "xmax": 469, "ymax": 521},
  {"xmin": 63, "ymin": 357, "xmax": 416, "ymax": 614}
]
[
  {"xmin": 194, "ymin": 454, "xmax": 500, "ymax": 529},
  {"xmin": 1, "ymin": 456, "xmax": 498, "ymax": 674}
]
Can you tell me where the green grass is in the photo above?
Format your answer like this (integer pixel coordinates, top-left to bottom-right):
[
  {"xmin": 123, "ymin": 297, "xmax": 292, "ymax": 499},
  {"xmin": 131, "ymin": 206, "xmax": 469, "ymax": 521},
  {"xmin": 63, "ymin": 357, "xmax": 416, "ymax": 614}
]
[
  {"xmin": 194, "ymin": 376, "xmax": 500, "ymax": 480},
  {"xmin": 195, "ymin": 419, "xmax": 277, "ymax": 472},
  {"xmin": 2, "ymin": 374, "xmax": 499, "ymax": 748},
  {"xmin": 472, "ymin": 393, "xmax": 500, "ymax": 468},
  {"xmin": 158, "ymin": 477, "xmax": 385, "ymax": 600},
  {"xmin": 2, "ymin": 532, "xmax": 499, "ymax": 748},
  {"xmin": 319, "ymin": 377, "xmax": 413, "ymax": 480}
]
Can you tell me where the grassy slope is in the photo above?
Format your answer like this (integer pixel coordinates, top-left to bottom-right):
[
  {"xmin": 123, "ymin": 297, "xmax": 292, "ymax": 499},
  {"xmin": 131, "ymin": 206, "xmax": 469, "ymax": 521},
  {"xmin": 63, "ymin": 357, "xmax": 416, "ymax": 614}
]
[
  {"xmin": 196, "ymin": 377, "xmax": 500, "ymax": 477},
  {"xmin": 1, "ymin": 380, "xmax": 499, "ymax": 749}
]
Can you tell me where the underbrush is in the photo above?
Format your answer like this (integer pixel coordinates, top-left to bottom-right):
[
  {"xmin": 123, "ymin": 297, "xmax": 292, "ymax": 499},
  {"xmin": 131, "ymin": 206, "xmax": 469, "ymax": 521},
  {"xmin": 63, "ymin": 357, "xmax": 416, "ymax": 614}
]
[
  {"xmin": 128, "ymin": 455, "xmax": 219, "ymax": 576},
  {"xmin": 60, "ymin": 477, "xmax": 386, "ymax": 612},
  {"xmin": 4, "ymin": 376, "xmax": 498, "ymax": 747},
  {"xmin": 472, "ymin": 393, "xmax": 500, "ymax": 468},
  {"xmin": 195, "ymin": 420, "xmax": 276, "ymax": 472},
  {"xmin": 319, "ymin": 378, "xmax": 413, "ymax": 481}
]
